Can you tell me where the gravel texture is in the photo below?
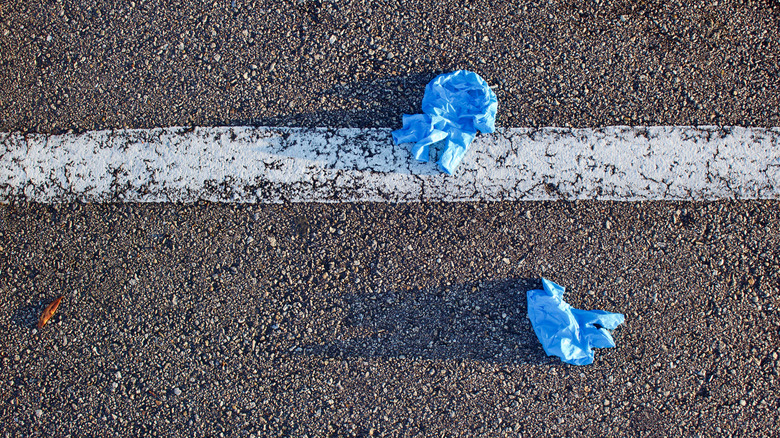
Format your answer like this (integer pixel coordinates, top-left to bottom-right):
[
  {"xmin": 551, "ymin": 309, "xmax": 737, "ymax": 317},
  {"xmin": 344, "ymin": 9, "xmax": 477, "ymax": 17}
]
[
  {"xmin": 1, "ymin": 0, "xmax": 779, "ymax": 133},
  {"xmin": 1, "ymin": 201, "xmax": 779, "ymax": 436}
]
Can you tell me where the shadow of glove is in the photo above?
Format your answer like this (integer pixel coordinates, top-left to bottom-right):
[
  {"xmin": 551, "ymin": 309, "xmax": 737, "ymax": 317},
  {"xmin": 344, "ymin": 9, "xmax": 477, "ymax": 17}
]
[{"xmin": 527, "ymin": 278, "xmax": 625, "ymax": 366}]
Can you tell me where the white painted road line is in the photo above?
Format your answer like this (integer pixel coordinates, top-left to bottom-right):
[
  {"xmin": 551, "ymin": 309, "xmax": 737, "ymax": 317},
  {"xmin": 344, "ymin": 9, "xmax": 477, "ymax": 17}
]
[{"xmin": 1, "ymin": 126, "xmax": 778, "ymax": 203}]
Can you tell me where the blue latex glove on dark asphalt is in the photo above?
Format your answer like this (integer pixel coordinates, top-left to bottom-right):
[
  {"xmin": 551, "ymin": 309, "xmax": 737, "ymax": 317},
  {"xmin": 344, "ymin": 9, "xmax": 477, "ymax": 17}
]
[
  {"xmin": 392, "ymin": 70, "xmax": 498, "ymax": 175},
  {"xmin": 527, "ymin": 278, "xmax": 625, "ymax": 366}
]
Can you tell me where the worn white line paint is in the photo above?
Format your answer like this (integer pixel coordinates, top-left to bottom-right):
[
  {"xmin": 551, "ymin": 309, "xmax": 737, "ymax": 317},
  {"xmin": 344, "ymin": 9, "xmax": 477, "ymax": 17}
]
[{"xmin": 1, "ymin": 126, "xmax": 778, "ymax": 203}]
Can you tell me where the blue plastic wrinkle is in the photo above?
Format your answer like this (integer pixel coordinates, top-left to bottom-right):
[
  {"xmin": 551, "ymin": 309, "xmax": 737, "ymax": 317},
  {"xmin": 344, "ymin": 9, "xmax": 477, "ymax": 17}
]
[
  {"xmin": 527, "ymin": 278, "xmax": 625, "ymax": 366},
  {"xmin": 392, "ymin": 70, "xmax": 498, "ymax": 175}
]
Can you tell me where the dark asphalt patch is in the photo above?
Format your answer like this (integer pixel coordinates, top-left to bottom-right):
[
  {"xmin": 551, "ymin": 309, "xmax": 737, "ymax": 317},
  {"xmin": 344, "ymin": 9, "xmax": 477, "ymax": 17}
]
[
  {"xmin": 1, "ymin": 0, "xmax": 779, "ymax": 133},
  {"xmin": 1, "ymin": 201, "xmax": 778, "ymax": 436}
]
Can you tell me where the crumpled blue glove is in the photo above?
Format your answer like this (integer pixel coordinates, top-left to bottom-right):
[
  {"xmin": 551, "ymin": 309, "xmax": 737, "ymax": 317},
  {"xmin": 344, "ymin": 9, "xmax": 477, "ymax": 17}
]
[
  {"xmin": 392, "ymin": 70, "xmax": 498, "ymax": 175},
  {"xmin": 527, "ymin": 278, "xmax": 625, "ymax": 366}
]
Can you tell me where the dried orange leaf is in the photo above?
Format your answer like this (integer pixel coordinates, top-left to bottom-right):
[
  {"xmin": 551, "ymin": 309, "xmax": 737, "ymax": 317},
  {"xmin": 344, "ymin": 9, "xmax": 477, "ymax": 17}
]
[{"xmin": 37, "ymin": 296, "xmax": 63, "ymax": 329}]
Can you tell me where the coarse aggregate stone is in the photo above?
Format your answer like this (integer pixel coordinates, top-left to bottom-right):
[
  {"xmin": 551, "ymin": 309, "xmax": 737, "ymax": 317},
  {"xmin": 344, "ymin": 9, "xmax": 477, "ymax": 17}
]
[
  {"xmin": 0, "ymin": 0, "xmax": 779, "ymax": 133},
  {"xmin": 1, "ymin": 201, "xmax": 779, "ymax": 436}
]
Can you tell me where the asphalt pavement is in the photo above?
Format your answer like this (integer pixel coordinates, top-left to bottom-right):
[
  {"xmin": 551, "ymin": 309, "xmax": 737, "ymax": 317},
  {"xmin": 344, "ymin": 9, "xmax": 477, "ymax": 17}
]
[
  {"xmin": 1, "ymin": 1, "xmax": 780, "ymax": 437},
  {"xmin": 2, "ymin": 0, "xmax": 779, "ymax": 132}
]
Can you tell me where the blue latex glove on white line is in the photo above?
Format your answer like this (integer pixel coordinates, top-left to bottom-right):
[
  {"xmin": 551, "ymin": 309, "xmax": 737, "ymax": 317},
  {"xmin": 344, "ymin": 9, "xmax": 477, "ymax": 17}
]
[
  {"xmin": 392, "ymin": 70, "xmax": 498, "ymax": 175},
  {"xmin": 527, "ymin": 278, "xmax": 625, "ymax": 366}
]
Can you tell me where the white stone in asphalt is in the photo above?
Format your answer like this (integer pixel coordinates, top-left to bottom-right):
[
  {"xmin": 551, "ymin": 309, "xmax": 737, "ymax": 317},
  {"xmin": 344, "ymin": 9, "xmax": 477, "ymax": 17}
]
[{"xmin": 1, "ymin": 126, "xmax": 778, "ymax": 203}]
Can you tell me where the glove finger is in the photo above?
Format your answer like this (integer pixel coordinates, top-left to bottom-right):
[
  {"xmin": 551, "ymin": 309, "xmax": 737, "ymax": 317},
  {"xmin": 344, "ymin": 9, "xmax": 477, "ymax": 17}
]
[
  {"xmin": 572, "ymin": 308, "xmax": 625, "ymax": 330},
  {"xmin": 581, "ymin": 326, "xmax": 616, "ymax": 349}
]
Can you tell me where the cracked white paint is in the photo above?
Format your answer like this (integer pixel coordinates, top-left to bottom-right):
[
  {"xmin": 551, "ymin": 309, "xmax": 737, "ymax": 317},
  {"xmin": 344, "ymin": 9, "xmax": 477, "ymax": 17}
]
[{"xmin": 1, "ymin": 126, "xmax": 778, "ymax": 203}]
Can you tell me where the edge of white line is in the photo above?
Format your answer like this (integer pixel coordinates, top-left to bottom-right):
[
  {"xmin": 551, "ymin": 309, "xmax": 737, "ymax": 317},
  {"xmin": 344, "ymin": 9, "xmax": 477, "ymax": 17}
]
[{"xmin": 1, "ymin": 126, "xmax": 779, "ymax": 203}]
